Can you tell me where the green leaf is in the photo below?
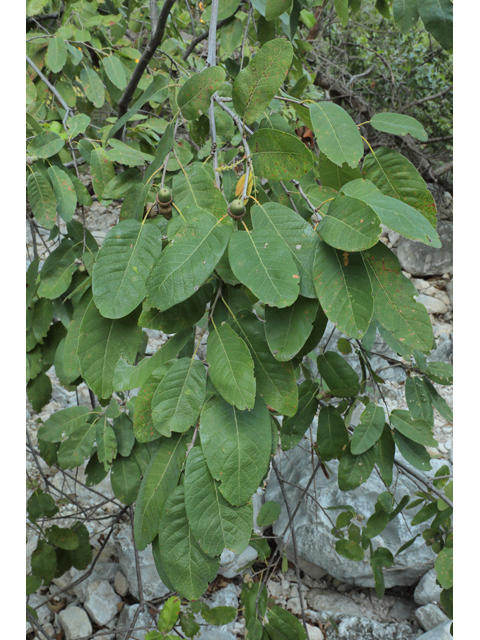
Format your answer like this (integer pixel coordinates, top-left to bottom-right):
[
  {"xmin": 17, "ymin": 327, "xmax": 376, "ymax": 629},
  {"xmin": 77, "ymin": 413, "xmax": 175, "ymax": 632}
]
[
  {"xmin": 27, "ymin": 172, "xmax": 57, "ymax": 230},
  {"xmin": 38, "ymin": 406, "xmax": 90, "ymax": 443},
  {"xmin": 92, "ymin": 220, "xmax": 162, "ymax": 319},
  {"xmin": 376, "ymin": 425, "xmax": 395, "ymax": 486},
  {"xmin": 313, "ymin": 241, "xmax": 373, "ymax": 338},
  {"xmin": 151, "ymin": 357, "xmax": 206, "ymax": 436},
  {"xmin": 362, "ymin": 148, "xmax": 437, "ymax": 228},
  {"xmin": 67, "ymin": 114, "xmax": 91, "ymax": 139},
  {"xmin": 146, "ymin": 208, "xmax": 231, "ymax": 311},
  {"xmin": 68, "ymin": 522, "xmax": 92, "ymax": 570},
  {"xmin": 89, "ymin": 148, "xmax": 116, "ymax": 199},
  {"xmin": 47, "ymin": 166, "xmax": 77, "ymax": 223},
  {"xmin": 57, "ymin": 421, "xmax": 96, "ymax": 469},
  {"xmin": 46, "ymin": 525, "xmax": 79, "ymax": 550},
  {"xmin": 232, "ymin": 39, "xmax": 293, "ymax": 124},
  {"xmin": 318, "ymin": 195, "xmax": 381, "ymax": 251},
  {"xmin": 315, "ymin": 406, "xmax": 349, "ymax": 461},
  {"xmin": 102, "ymin": 167, "xmax": 142, "ymax": 200},
  {"xmin": 184, "ymin": 448, "xmax": 252, "ymax": 557},
  {"xmin": 440, "ymin": 587, "xmax": 453, "ymax": 620},
  {"xmin": 202, "ymin": 606, "xmax": 238, "ymax": 626},
  {"xmin": 80, "ymin": 67, "xmax": 105, "ymax": 108},
  {"xmin": 26, "ymin": 575, "xmax": 42, "ymax": 595},
  {"xmin": 29, "ymin": 131, "xmax": 65, "ymax": 159},
  {"xmin": 425, "ymin": 362, "xmax": 453, "ymax": 385},
  {"xmin": 32, "ymin": 297, "xmax": 53, "ymax": 341},
  {"xmin": 27, "ymin": 489, "xmax": 59, "ymax": 523},
  {"xmin": 264, "ymin": 297, "xmax": 317, "ymax": 362},
  {"xmin": 31, "ymin": 541, "xmax": 57, "ymax": 583},
  {"xmin": 257, "ymin": 501, "xmax": 282, "ymax": 527},
  {"xmin": 106, "ymin": 139, "xmax": 148, "ymax": 167},
  {"xmin": 114, "ymin": 329, "xmax": 192, "ymax": 392},
  {"xmin": 249, "ymin": 129, "xmax": 313, "ymax": 180},
  {"xmin": 341, "ymin": 179, "xmax": 440, "ymax": 247},
  {"xmin": 78, "ymin": 301, "xmax": 142, "ymax": 399},
  {"xmin": 229, "ymin": 229, "xmax": 299, "ymax": 307},
  {"xmin": 61, "ymin": 290, "xmax": 92, "ymax": 383},
  {"xmin": 27, "ymin": 0, "xmax": 49, "ymax": 17},
  {"xmin": 152, "ymin": 485, "xmax": 219, "ymax": 600},
  {"xmin": 85, "ymin": 452, "xmax": 109, "ymax": 486},
  {"xmin": 265, "ymin": 0, "xmax": 293, "ymax": 20},
  {"xmin": 390, "ymin": 410, "xmax": 437, "ymax": 447},
  {"xmin": 133, "ymin": 368, "xmax": 171, "ymax": 443},
  {"xmin": 310, "ymin": 102, "xmax": 364, "ymax": 169},
  {"xmin": 173, "ymin": 164, "xmax": 227, "ymax": 221},
  {"xmin": 120, "ymin": 182, "xmax": 152, "ymax": 221},
  {"xmin": 318, "ymin": 152, "xmax": 362, "ymax": 190},
  {"xmin": 405, "ymin": 376, "xmax": 434, "ymax": 425},
  {"xmin": 134, "ymin": 433, "xmax": 186, "ymax": 550},
  {"xmin": 392, "ymin": 0, "xmax": 419, "ymax": 33},
  {"xmin": 158, "ymin": 596, "xmax": 181, "ymax": 634},
  {"xmin": 46, "ymin": 36, "xmax": 68, "ymax": 73},
  {"xmin": 338, "ymin": 444, "xmax": 376, "ymax": 490},
  {"xmin": 251, "ymin": 202, "xmax": 320, "ymax": 298},
  {"xmin": 226, "ymin": 308, "xmax": 298, "ymax": 416},
  {"xmin": 207, "ymin": 321, "xmax": 256, "ymax": 410},
  {"xmin": 317, "ymin": 351, "xmax": 360, "ymax": 397},
  {"xmin": 364, "ymin": 510, "xmax": 390, "ymax": 539},
  {"xmin": 418, "ymin": 0, "xmax": 452, "ymax": 50},
  {"xmin": 103, "ymin": 55, "xmax": 127, "ymax": 90},
  {"xmin": 200, "ymin": 394, "xmax": 272, "ymax": 506},
  {"xmin": 178, "ymin": 66, "xmax": 225, "ymax": 120},
  {"xmin": 281, "ymin": 382, "xmax": 318, "ymax": 450},
  {"xmin": 423, "ymin": 378, "xmax": 453, "ymax": 422},
  {"xmin": 108, "ymin": 75, "xmax": 169, "ymax": 140},
  {"xmin": 335, "ymin": 538, "xmax": 364, "ymax": 561},
  {"xmin": 264, "ymin": 605, "xmax": 307, "ymax": 640},
  {"xmin": 393, "ymin": 431, "xmax": 432, "ymax": 472},
  {"xmin": 96, "ymin": 417, "xmax": 117, "ymax": 469},
  {"xmin": 112, "ymin": 413, "xmax": 135, "ymax": 457},
  {"xmin": 435, "ymin": 547, "xmax": 453, "ymax": 589},
  {"xmin": 333, "ymin": 0, "xmax": 349, "ymax": 26},
  {"xmin": 351, "ymin": 404, "xmax": 385, "ymax": 454},
  {"xmin": 411, "ymin": 501, "xmax": 438, "ymax": 526},
  {"xmin": 27, "ymin": 372, "xmax": 52, "ymax": 411},
  {"xmin": 38, "ymin": 238, "xmax": 78, "ymax": 299},
  {"xmin": 371, "ymin": 112, "xmax": 427, "ymax": 142},
  {"xmin": 144, "ymin": 123, "xmax": 174, "ymax": 184},
  {"xmin": 111, "ymin": 456, "xmax": 142, "ymax": 504},
  {"xmin": 362, "ymin": 242, "xmax": 434, "ymax": 353}
]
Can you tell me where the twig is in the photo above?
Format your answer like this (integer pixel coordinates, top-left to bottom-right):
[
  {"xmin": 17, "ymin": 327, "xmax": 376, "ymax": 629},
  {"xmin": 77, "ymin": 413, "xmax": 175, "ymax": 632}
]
[
  {"xmin": 239, "ymin": 3, "xmax": 253, "ymax": 71},
  {"xmin": 184, "ymin": 0, "xmax": 195, "ymax": 36},
  {"xmin": 26, "ymin": 54, "xmax": 71, "ymax": 123},
  {"xmin": 434, "ymin": 161, "xmax": 453, "ymax": 178},
  {"xmin": 26, "ymin": 609, "xmax": 54, "ymax": 640},
  {"xmin": 26, "ymin": 12, "xmax": 60, "ymax": 27},
  {"xmin": 271, "ymin": 459, "xmax": 310, "ymax": 639},
  {"xmin": 28, "ymin": 216, "xmax": 38, "ymax": 260},
  {"xmin": 26, "ymin": 429, "xmax": 50, "ymax": 492},
  {"xmin": 116, "ymin": 0, "xmax": 176, "ymax": 125},
  {"xmin": 347, "ymin": 65, "xmax": 375, "ymax": 89},
  {"xmin": 161, "ymin": 116, "xmax": 180, "ymax": 188},
  {"xmin": 181, "ymin": 13, "xmax": 242, "ymax": 61},
  {"xmin": 399, "ymin": 84, "xmax": 453, "ymax": 113},
  {"xmin": 393, "ymin": 457, "xmax": 453, "ymax": 508},
  {"xmin": 206, "ymin": 0, "xmax": 220, "ymax": 186}
]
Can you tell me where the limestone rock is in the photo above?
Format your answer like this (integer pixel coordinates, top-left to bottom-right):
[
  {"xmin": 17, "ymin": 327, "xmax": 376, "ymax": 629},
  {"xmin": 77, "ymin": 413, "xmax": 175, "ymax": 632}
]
[
  {"xmin": 70, "ymin": 562, "xmax": 120, "ymax": 602},
  {"xmin": 416, "ymin": 294, "xmax": 449, "ymax": 315},
  {"xmin": 396, "ymin": 223, "xmax": 452, "ymax": 276},
  {"xmin": 414, "ymin": 569, "xmax": 442, "ymax": 606},
  {"xmin": 389, "ymin": 598, "xmax": 416, "ymax": 621},
  {"xmin": 58, "ymin": 605, "xmax": 92, "ymax": 640},
  {"xmin": 200, "ymin": 584, "xmax": 239, "ymax": 638},
  {"xmin": 416, "ymin": 620, "xmax": 452, "ymax": 639},
  {"xmin": 324, "ymin": 616, "xmax": 418, "ymax": 640},
  {"xmin": 114, "ymin": 570, "xmax": 129, "ymax": 597},
  {"xmin": 218, "ymin": 546, "xmax": 258, "ymax": 578},
  {"xmin": 113, "ymin": 524, "xmax": 169, "ymax": 600},
  {"xmin": 116, "ymin": 604, "xmax": 156, "ymax": 640},
  {"xmin": 84, "ymin": 579, "xmax": 121, "ymax": 627},
  {"xmin": 415, "ymin": 604, "xmax": 448, "ymax": 631},
  {"xmin": 306, "ymin": 590, "xmax": 364, "ymax": 617}
]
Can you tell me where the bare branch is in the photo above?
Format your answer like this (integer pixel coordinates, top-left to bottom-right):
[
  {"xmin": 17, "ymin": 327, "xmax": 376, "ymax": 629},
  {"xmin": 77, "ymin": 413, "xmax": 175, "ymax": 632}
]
[
  {"xmin": 26, "ymin": 55, "xmax": 71, "ymax": 123},
  {"xmin": 399, "ymin": 84, "xmax": 453, "ymax": 113},
  {"xmin": 149, "ymin": 0, "xmax": 160, "ymax": 33}
]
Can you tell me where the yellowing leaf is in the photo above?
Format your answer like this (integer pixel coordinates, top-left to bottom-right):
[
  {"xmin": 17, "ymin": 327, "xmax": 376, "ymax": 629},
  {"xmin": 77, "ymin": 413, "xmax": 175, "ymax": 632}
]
[{"xmin": 235, "ymin": 172, "xmax": 254, "ymax": 203}]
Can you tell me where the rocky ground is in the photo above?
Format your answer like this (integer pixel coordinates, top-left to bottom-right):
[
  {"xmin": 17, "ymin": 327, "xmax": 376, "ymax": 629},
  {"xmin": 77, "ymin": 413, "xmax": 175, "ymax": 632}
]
[{"xmin": 26, "ymin": 182, "xmax": 453, "ymax": 640}]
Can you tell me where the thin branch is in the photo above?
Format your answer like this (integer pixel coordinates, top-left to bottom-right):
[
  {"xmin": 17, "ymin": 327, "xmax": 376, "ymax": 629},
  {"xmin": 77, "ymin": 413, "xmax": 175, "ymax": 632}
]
[
  {"xmin": 182, "ymin": 13, "xmax": 242, "ymax": 61},
  {"xmin": 394, "ymin": 457, "xmax": 453, "ymax": 508},
  {"xmin": 116, "ymin": 0, "xmax": 176, "ymax": 123},
  {"xmin": 271, "ymin": 459, "xmax": 310, "ymax": 640},
  {"xmin": 184, "ymin": 0, "xmax": 195, "ymax": 36},
  {"xmin": 239, "ymin": 3, "xmax": 253, "ymax": 71},
  {"xmin": 26, "ymin": 12, "xmax": 60, "ymax": 27},
  {"xmin": 26, "ymin": 609, "xmax": 54, "ymax": 640},
  {"xmin": 206, "ymin": 0, "xmax": 220, "ymax": 185},
  {"xmin": 399, "ymin": 84, "xmax": 453, "ymax": 113},
  {"xmin": 26, "ymin": 54, "xmax": 71, "ymax": 123},
  {"xmin": 149, "ymin": 0, "xmax": 160, "ymax": 33},
  {"xmin": 434, "ymin": 161, "xmax": 453, "ymax": 178}
]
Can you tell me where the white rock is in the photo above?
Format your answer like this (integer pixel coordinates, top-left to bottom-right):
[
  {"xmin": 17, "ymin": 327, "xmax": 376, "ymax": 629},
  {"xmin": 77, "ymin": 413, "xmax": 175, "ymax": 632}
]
[
  {"xmin": 84, "ymin": 579, "xmax": 121, "ymax": 627},
  {"xmin": 113, "ymin": 524, "xmax": 169, "ymax": 600},
  {"xmin": 306, "ymin": 624, "xmax": 325, "ymax": 640},
  {"xmin": 416, "ymin": 620, "xmax": 452, "ymax": 639},
  {"xmin": 411, "ymin": 278, "xmax": 430, "ymax": 291},
  {"xmin": 416, "ymin": 294, "xmax": 449, "ymax": 315},
  {"xmin": 218, "ymin": 546, "xmax": 258, "ymax": 578},
  {"xmin": 114, "ymin": 570, "xmax": 129, "ymax": 597},
  {"xmin": 414, "ymin": 570, "xmax": 443, "ymax": 607},
  {"xmin": 389, "ymin": 598, "xmax": 416, "ymax": 621},
  {"xmin": 415, "ymin": 604, "xmax": 448, "ymax": 631},
  {"xmin": 116, "ymin": 604, "xmax": 156, "ymax": 640},
  {"xmin": 27, "ymin": 594, "xmax": 54, "ymax": 626},
  {"xmin": 198, "ymin": 630, "xmax": 236, "ymax": 640},
  {"xmin": 252, "ymin": 488, "xmax": 266, "ymax": 533},
  {"xmin": 306, "ymin": 590, "xmax": 365, "ymax": 617},
  {"xmin": 70, "ymin": 563, "xmax": 120, "ymax": 602},
  {"xmin": 267, "ymin": 579, "xmax": 282, "ymax": 599},
  {"xmin": 58, "ymin": 605, "xmax": 92, "ymax": 640},
  {"xmin": 200, "ymin": 584, "xmax": 238, "ymax": 637}
]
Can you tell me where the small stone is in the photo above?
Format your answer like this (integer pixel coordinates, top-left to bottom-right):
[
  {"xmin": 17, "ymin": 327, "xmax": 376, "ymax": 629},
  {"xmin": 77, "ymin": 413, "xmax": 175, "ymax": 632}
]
[
  {"xmin": 415, "ymin": 604, "xmax": 449, "ymax": 631},
  {"xmin": 84, "ymin": 580, "xmax": 121, "ymax": 627},
  {"xmin": 332, "ymin": 579, "xmax": 343, "ymax": 588},
  {"xmin": 416, "ymin": 620, "xmax": 452, "ymax": 639},
  {"xmin": 58, "ymin": 606, "xmax": 92, "ymax": 640},
  {"xmin": 218, "ymin": 546, "xmax": 258, "ymax": 578},
  {"xmin": 97, "ymin": 206, "xmax": 107, "ymax": 214},
  {"xmin": 114, "ymin": 570, "xmax": 129, "ymax": 597},
  {"xmin": 116, "ymin": 604, "xmax": 156, "ymax": 640},
  {"xmin": 337, "ymin": 583, "xmax": 354, "ymax": 592},
  {"xmin": 281, "ymin": 579, "xmax": 290, "ymax": 592},
  {"xmin": 411, "ymin": 278, "xmax": 430, "ymax": 291},
  {"xmin": 389, "ymin": 598, "xmax": 416, "ymax": 621},
  {"xmin": 416, "ymin": 294, "xmax": 449, "ymax": 315},
  {"xmin": 26, "ymin": 409, "xmax": 32, "ymax": 420},
  {"xmin": 268, "ymin": 580, "xmax": 282, "ymax": 599},
  {"xmin": 306, "ymin": 624, "xmax": 325, "ymax": 640},
  {"xmin": 414, "ymin": 569, "xmax": 442, "ymax": 606},
  {"xmin": 287, "ymin": 597, "xmax": 302, "ymax": 615}
]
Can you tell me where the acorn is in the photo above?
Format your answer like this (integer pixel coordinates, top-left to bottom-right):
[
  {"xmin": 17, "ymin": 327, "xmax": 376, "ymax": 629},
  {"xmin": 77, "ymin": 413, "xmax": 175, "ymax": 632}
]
[
  {"xmin": 156, "ymin": 187, "xmax": 173, "ymax": 220},
  {"xmin": 227, "ymin": 199, "xmax": 246, "ymax": 220}
]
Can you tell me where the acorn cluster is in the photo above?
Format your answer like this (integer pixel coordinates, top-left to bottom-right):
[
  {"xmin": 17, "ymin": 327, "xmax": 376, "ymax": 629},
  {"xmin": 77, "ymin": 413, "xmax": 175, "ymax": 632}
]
[{"xmin": 155, "ymin": 187, "xmax": 173, "ymax": 220}]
